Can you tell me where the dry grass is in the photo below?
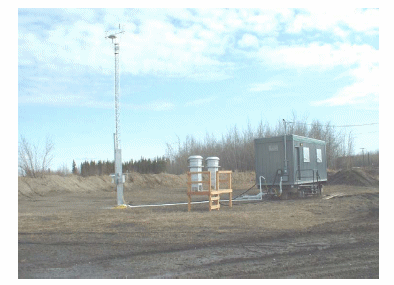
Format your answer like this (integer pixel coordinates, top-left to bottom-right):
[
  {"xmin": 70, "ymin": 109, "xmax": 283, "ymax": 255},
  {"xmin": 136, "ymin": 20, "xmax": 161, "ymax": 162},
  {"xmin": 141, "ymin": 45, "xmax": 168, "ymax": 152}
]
[
  {"xmin": 18, "ymin": 170, "xmax": 379, "ymax": 246},
  {"xmin": 18, "ymin": 171, "xmax": 259, "ymax": 196},
  {"xmin": 18, "ymin": 171, "xmax": 379, "ymax": 279},
  {"xmin": 19, "ymin": 182, "xmax": 379, "ymax": 247}
]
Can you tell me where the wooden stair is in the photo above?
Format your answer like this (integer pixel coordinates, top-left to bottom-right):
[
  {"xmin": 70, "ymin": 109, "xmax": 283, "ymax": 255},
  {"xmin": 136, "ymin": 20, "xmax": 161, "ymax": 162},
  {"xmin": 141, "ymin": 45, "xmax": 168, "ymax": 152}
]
[{"xmin": 209, "ymin": 194, "xmax": 220, "ymax": 211}]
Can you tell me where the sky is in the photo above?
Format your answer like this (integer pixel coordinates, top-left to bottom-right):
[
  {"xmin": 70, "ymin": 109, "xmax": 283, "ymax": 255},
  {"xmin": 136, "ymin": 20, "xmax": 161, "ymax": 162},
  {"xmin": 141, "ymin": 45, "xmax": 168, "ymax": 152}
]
[{"xmin": 18, "ymin": 7, "xmax": 380, "ymax": 171}]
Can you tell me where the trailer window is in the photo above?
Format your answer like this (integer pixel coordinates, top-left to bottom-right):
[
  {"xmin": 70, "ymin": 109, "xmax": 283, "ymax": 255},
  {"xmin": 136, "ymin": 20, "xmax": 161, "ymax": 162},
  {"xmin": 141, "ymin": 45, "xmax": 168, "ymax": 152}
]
[
  {"xmin": 303, "ymin": 147, "xmax": 310, "ymax": 162},
  {"xmin": 316, "ymin": 149, "xmax": 322, "ymax": 163}
]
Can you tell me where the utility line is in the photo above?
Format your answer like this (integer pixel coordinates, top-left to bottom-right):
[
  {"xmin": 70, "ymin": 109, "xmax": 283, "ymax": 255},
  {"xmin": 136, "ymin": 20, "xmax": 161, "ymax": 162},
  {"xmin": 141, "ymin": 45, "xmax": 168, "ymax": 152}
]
[
  {"xmin": 353, "ymin": 131, "xmax": 379, "ymax": 135},
  {"xmin": 285, "ymin": 122, "xmax": 378, "ymax": 128},
  {"xmin": 164, "ymin": 123, "xmax": 379, "ymax": 147}
]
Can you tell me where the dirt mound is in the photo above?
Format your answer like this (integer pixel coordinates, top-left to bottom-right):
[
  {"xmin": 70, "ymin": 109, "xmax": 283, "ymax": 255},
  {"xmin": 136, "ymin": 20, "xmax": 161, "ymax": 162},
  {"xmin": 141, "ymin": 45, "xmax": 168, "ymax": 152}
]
[
  {"xmin": 18, "ymin": 171, "xmax": 259, "ymax": 198},
  {"xmin": 18, "ymin": 175, "xmax": 115, "ymax": 197},
  {"xmin": 20, "ymin": 169, "xmax": 377, "ymax": 198},
  {"xmin": 127, "ymin": 172, "xmax": 187, "ymax": 188},
  {"xmin": 18, "ymin": 172, "xmax": 191, "ymax": 197},
  {"xmin": 328, "ymin": 168, "xmax": 379, "ymax": 187},
  {"xmin": 127, "ymin": 171, "xmax": 256, "ymax": 189},
  {"xmin": 232, "ymin": 171, "xmax": 256, "ymax": 188},
  {"xmin": 363, "ymin": 167, "xmax": 379, "ymax": 180}
]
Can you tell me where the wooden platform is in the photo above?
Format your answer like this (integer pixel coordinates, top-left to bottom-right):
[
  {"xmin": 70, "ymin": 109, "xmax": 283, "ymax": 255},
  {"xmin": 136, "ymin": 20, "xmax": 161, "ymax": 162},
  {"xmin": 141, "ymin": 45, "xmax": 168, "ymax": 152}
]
[{"xmin": 187, "ymin": 171, "xmax": 233, "ymax": 211}]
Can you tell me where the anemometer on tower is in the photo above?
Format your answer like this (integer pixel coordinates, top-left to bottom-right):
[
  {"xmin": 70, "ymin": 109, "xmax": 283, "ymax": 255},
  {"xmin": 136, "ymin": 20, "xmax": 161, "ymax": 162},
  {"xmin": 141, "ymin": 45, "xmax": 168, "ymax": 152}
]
[{"xmin": 106, "ymin": 25, "xmax": 126, "ymax": 206}]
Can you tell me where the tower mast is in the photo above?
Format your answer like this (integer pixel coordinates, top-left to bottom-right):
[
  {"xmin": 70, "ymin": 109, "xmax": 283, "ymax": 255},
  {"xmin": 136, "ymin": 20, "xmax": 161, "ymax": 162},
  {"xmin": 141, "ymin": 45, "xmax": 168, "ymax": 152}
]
[{"xmin": 106, "ymin": 25, "xmax": 125, "ymax": 206}]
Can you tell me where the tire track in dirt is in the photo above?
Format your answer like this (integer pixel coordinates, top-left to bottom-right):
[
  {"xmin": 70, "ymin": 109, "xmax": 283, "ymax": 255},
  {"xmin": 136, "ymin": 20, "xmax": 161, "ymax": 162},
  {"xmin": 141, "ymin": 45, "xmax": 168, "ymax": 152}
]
[
  {"xmin": 19, "ymin": 186, "xmax": 379, "ymax": 278},
  {"xmin": 19, "ymin": 222, "xmax": 378, "ymax": 278}
]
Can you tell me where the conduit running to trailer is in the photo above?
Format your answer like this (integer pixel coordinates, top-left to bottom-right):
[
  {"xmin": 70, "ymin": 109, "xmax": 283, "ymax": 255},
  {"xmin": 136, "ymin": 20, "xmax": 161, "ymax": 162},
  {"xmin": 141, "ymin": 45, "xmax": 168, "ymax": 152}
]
[
  {"xmin": 125, "ymin": 198, "xmax": 262, "ymax": 209},
  {"xmin": 127, "ymin": 201, "xmax": 207, "ymax": 208}
]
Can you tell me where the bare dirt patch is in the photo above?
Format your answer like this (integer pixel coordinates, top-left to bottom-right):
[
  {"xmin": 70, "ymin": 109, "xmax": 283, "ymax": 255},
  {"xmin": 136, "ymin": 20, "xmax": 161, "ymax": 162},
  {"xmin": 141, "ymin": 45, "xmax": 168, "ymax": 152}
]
[{"xmin": 18, "ymin": 171, "xmax": 379, "ymax": 278}]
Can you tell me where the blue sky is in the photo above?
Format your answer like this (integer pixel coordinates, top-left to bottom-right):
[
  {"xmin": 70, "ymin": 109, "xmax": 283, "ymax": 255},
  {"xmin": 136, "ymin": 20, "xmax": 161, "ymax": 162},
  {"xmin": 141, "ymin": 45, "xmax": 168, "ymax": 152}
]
[{"xmin": 18, "ymin": 8, "xmax": 380, "ymax": 171}]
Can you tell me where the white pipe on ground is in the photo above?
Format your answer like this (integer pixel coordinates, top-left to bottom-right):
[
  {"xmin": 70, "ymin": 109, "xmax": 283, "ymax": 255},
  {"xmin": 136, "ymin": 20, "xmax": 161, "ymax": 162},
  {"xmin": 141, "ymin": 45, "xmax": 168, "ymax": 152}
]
[{"xmin": 122, "ymin": 198, "xmax": 262, "ymax": 209}]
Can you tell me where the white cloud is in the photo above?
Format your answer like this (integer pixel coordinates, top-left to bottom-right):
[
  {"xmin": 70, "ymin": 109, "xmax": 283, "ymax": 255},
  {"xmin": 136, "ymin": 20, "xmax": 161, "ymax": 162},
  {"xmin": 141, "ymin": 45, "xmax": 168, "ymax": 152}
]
[
  {"xmin": 19, "ymin": 9, "xmax": 234, "ymax": 81},
  {"xmin": 19, "ymin": 20, "xmax": 113, "ymax": 74},
  {"xmin": 238, "ymin": 34, "xmax": 259, "ymax": 49},
  {"xmin": 19, "ymin": 93, "xmax": 88, "ymax": 105},
  {"xmin": 248, "ymin": 81, "xmax": 285, "ymax": 92},
  {"xmin": 18, "ymin": 9, "xmax": 284, "ymax": 81},
  {"xmin": 311, "ymin": 64, "xmax": 378, "ymax": 107},
  {"xmin": 342, "ymin": 8, "xmax": 379, "ymax": 35},
  {"xmin": 184, "ymin": 97, "xmax": 217, "ymax": 107},
  {"xmin": 94, "ymin": 100, "xmax": 176, "ymax": 111},
  {"xmin": 140, "ymin": 101, "xmax": 175, "ymax": 111},
  {"xmin": 332, "ymin": 26, "xmax": 349, "ymax": 40},
  {"xmin": 311, "ymin": 82, "xmax": 378, "ymax": 107},
  {"xmin": 18, "ymin": 90, "xmax": 175, "ymax": 111},
  {"xmin": 285, "ymin": 8, "xmax": 378, "ymax": 36},
  {"xmin": 121, "ymin": 16, "xmax": 232, "ymax": 79},
  {"xmin": 18, "ymin": 8, "xmax": 379, "ymax": 108},
  {"xmin": 256, "ymin": 43, "xmax": 378, "ymax": 71},
  {"xmin": 19, "ymin": 8, "xmax": 378, "ymax": 82},
  {"xmin": 247, "ymin": 40, "xmax": 378, "ymax": 107}
]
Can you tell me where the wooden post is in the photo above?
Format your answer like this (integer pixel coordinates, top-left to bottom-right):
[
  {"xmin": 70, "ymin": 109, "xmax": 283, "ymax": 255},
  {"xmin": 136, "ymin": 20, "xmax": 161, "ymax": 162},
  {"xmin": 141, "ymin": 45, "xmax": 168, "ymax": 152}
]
[
  {"xmin": 216, "ymin": 171, "xmax": 219, "ymax": 192},
  {"xmin": 208, "ymin": 171, "xmax": 211, "ymax": 192},
  {"xmin": 228, "ymin": 172, "xmax": 232, "ymax": 190},
  {"xmin": 228, "ymin": 172, "xmax": 232, "ymax": 207},
  {"xmin": 208, "ymin": 171, "xmax": 212, "ymax": 211},
  {"xmin": 187, "ymin": 171, "xmax": 191, "ymax": 212}
]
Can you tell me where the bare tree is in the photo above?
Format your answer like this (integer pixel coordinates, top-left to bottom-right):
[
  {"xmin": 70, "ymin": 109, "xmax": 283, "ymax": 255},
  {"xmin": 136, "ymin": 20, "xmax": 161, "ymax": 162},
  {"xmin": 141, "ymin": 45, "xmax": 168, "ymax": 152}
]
[
  {"xmin": 56, "ymin": 163, "xmax": 70, "ymax": 176},
  {"xmin": 18, "ymin": 136, "xmax": 54, "ymax": 177},
  {"xmin": 345, "ymin": 131, "xmax": 355, "ymax": 169},
  {"xmin": 285, "ymin": 111, "xmax": 309, "ymax": 136},
  {"xmin": 308, "ymin": 119, "xmax": 324, "ymax": 140},
  {"xmin": 164, "ymin": 113, "xmax": 358, "ymax": 173}
]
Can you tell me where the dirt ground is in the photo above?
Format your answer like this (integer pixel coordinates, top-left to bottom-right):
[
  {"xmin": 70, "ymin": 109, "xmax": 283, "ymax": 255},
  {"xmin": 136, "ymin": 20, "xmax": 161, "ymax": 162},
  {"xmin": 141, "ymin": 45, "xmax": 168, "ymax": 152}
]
[{"xmin": 18, "ymin": 171, "xmax": 379, "ymax": 279}]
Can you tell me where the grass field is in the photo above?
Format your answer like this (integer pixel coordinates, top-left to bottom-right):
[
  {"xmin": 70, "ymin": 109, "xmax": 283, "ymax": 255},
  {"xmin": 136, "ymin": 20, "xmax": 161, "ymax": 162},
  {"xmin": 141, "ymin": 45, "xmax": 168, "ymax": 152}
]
[{"xmin": 18, "ymin": 172, "xmax": 379, "ymax": 278}]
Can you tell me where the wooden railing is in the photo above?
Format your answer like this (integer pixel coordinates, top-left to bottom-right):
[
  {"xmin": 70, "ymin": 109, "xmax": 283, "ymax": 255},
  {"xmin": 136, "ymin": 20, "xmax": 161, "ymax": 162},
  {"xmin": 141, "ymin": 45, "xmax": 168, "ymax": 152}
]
[
  {"xmin": 214, "ymin": 170, "xmax": 233, "ymax": 208},
  {"xmin": 186, "ymin": 170, "xmax": 232, "ymax": 211}
]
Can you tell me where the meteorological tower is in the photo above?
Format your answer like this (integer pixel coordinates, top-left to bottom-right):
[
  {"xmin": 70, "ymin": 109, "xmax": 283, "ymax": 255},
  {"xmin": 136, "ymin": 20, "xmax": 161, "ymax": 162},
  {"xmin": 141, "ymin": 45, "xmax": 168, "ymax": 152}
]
[{"xmin": 106, "ymin": 25, "xmax": 126, "ymax": 206}]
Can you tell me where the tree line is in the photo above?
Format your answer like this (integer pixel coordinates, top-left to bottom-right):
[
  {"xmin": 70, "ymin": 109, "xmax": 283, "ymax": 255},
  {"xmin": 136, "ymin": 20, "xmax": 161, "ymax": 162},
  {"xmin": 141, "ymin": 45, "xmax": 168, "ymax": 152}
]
[
  {"xmin": 76, "ymin": 156, "xmax": 168, "ymax": 177},
  {"xmin": 165, "ymin": 114, "xmax": 377, "ymax": 174},
  {"xmin": 19, "ymin": 113, "xmax": 379, "ymax": 178}
]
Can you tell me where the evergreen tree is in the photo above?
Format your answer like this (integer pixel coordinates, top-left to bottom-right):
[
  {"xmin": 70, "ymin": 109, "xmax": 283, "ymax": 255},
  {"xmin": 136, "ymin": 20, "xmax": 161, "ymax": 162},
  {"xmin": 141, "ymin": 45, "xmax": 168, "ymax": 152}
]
[{"xmin": 72, "ymin": 160, "xmax": 78, "ymax": 175}]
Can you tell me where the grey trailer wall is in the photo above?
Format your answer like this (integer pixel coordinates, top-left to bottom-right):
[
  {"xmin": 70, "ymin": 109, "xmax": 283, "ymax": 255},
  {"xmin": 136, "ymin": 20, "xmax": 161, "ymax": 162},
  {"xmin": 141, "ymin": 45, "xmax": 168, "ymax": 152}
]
[
  {"xmin": 255, "ymin": 135, "xmax": 327, "ymax": 187},
  {"xmin": 291, "ymin": 136, "xmax": 327, "ymax": 185},
  {"xmin": 254, "ymin": 136, "xmax": 292, "ymax": 186}
]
